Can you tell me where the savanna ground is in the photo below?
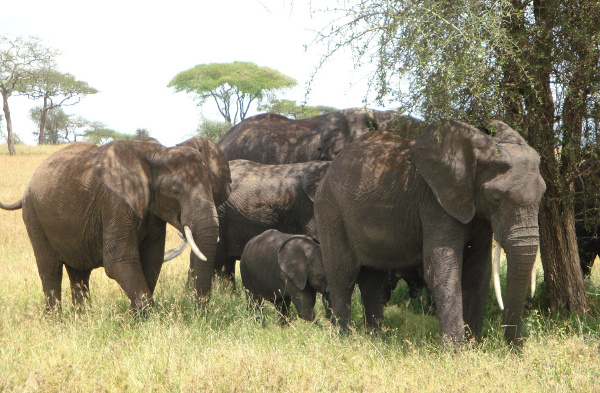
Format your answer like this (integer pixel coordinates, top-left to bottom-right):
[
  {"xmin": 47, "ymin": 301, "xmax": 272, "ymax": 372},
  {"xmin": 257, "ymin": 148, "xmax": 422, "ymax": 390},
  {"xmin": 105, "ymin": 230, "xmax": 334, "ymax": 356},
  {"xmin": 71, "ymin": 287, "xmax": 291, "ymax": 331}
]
[{"xmin": 0, "ymin": 144, "xmax": 599, "ymax": 392}]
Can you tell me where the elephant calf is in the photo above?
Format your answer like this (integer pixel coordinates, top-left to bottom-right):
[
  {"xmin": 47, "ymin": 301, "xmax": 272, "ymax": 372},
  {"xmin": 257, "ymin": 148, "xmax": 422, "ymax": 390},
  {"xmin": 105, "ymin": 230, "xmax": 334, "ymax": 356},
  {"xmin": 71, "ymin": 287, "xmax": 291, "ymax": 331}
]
[{"xmin": 240, "ymin": 229, "xmax": 328, "ymax": 321}]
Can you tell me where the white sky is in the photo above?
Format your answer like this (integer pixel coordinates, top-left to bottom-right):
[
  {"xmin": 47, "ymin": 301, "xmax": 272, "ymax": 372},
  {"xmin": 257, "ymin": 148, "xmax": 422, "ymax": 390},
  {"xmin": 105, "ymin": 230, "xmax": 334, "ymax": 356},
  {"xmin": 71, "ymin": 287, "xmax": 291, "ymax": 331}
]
[{"xmin": 1, "ymin": 0, "xmax": 391, "ymax": 146}]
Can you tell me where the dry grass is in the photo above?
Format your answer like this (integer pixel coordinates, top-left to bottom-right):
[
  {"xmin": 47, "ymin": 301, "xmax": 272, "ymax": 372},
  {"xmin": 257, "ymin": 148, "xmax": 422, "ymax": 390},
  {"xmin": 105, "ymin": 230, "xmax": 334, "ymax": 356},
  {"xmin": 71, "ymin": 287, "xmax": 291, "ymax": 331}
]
[{"xmin": 0, "ymin": 143, "xmax": 599, "ymax": 392}]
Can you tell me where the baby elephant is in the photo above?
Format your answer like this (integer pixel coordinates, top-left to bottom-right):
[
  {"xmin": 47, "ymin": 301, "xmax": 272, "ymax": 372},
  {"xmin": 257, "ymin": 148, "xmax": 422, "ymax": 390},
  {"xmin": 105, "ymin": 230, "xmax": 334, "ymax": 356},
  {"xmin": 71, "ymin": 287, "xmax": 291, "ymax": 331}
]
[{"xmin": 240, "ymin": 229, "xmax": 328, "ymax": 321}]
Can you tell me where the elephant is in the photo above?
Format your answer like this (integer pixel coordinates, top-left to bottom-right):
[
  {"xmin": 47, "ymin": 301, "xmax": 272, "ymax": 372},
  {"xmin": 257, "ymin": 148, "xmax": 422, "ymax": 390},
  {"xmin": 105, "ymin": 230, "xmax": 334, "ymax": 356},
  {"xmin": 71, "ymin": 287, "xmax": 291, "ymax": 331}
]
[
  {"xmin": 213, "ymin": 159, "xmax": 331, "ymax": 284},
  {"xmin": 240, "ymin": 229, "xmax": 328, "ymax": 321},
  {"xmin": 574, "ymin": 168, "xmax": 600, "ymax": 278},
  {"xmin": 0, "ymin": 138, "xmax": 231, "ymax": 312},
  {"xmin": 314, "ymin": 119, "xmax": 546, "ymax": 346},
  {"xmin": 216, "ymin": 108, "xmax": 403, "ymax": 164}
]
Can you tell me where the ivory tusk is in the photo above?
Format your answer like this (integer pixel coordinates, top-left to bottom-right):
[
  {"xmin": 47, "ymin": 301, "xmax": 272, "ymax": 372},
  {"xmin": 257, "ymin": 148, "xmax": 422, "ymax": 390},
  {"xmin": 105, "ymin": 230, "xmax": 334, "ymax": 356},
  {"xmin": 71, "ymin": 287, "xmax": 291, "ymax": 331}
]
[
  {"xmin": 184, "ymin": 226, "xmax": 207, "ymax": 262},
  {"xmin": 492, "ymin": 240, "xmax": 504, "ymax": 310},
  {"xmin": 530, "ymin": 263, "xmax": 536, "ymax": 298}
]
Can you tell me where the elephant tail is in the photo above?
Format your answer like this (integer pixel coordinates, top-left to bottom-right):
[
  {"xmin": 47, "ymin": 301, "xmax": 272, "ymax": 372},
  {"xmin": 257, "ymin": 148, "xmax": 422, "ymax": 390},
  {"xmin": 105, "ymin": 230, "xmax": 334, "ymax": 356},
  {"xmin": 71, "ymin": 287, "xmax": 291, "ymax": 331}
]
[{"xmin": 0, "ymin": 199, "xmax": 22, "ymax": 211}]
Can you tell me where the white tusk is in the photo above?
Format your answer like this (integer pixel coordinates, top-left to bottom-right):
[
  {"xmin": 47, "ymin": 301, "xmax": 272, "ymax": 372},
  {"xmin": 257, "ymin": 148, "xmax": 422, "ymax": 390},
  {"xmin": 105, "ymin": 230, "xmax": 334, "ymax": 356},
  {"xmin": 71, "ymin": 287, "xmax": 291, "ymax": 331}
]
[
  {"xmin": 492, "ymin": 240, "xmax": 504, "ymax": 310},
  {"xmin": 530, "ymin": 263, "xmax": 536, "ymax": 298},
  {"xmin": 184, "ymin": 225, "xmax": 207, "ymax": 262}
]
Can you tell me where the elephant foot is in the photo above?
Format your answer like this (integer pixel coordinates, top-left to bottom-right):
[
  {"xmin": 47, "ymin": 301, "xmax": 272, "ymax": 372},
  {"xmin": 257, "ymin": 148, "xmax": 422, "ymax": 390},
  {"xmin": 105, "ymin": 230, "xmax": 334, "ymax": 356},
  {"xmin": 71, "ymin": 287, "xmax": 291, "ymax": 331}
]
[{"xmin": 129, "ymin": 296, "xmax": 153, "ymax": 317}]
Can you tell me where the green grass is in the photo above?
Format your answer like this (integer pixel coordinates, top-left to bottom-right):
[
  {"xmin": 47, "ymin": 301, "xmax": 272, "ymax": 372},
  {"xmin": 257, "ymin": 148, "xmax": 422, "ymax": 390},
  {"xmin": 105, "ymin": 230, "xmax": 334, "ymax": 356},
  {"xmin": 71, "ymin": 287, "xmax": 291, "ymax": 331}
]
[{"xmin": 1, "ymin": 144, "xmax": 600, "ymax": 392}]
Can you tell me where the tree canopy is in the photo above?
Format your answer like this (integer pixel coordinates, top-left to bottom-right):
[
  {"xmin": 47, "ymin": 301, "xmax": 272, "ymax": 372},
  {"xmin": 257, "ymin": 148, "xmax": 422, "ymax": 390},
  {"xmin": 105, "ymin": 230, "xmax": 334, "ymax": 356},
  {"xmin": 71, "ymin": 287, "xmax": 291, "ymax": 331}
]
[
  {"xmin": 313, "ymin": 0, "xmax": 600, "ymax": 314},
  {"xmin": 25, "ymin": 68, "xmax": 98, "ymax": 144},
  {"xmin": 0, "ymin": 35, "xmax": 58, "ymax": 155},
  {"xmin": 258, "ymin": 99, "xmax": 337, "ymax": 119},
  {"xmin": 168, "ymin": 61, "xmax": 297, "ymax": 124}
]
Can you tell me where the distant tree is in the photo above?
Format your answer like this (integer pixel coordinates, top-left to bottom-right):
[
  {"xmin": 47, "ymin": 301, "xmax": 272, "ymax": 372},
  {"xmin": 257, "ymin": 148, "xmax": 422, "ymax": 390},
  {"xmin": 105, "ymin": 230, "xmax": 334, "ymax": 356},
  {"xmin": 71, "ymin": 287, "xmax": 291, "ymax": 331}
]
[
  {"xmin": 24, "ymin": 68, "xmax": 98, "ymax": 144},
  {"xmin": 63, "ymin": 115, "xmax": 89, "ymax": 142},
  {"xmin": 195, "ymin": 117, "xmax": 232, "ymax": 143},
  {"xmin": 29, "ymin": 107, "xmax": 88, "ymax": 144},
  {"xmin": 134, "ymin": 128, "xmax": 150, "ymax": 140},
  {"xmin": 84, "ymin": 121, "xmax": 133, "ymax": 145},
  {"xmin": 0, "ymin": 35, "xmax": 58, "ymax": 155},
  {"xmin": 29, "ymin": 106, "xmax": 68, "ymax": 144},
  {"xmin": 168, "ymin": 61, "xmax": 297, "ymax": 124},
  {"xmin": 258, "ymin": 99, "xmax": 337, "ymax": 119}
]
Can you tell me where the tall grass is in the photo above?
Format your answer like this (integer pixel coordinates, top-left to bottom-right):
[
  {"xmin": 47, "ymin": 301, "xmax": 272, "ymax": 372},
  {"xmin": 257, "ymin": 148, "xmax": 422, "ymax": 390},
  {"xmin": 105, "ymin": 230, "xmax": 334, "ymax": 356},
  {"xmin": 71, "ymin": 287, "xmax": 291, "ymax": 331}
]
[{"xmin": 0, "ymin": 144, "xmax": 599, "ymax": 392}]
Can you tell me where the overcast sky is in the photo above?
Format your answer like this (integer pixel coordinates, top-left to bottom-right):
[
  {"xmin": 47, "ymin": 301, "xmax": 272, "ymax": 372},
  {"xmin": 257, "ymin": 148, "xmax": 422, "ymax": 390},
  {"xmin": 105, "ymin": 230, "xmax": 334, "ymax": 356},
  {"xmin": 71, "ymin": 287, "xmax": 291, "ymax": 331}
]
[{"xmin": 1, "ymin": 0, "xmax": 390, "ymax": 146}]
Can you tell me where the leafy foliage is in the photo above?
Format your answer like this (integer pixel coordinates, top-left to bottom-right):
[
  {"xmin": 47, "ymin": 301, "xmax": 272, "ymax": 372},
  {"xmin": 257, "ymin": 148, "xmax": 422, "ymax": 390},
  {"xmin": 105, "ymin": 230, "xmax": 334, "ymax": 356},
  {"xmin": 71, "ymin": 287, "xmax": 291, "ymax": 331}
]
[
  {"xmin": 28, "ymin": 107, "xmax": 89, "ymax": 144},
  {"xmin": 83, "ymin": 121, "xmax": 133, "ymax": 145},
  {"xmin": 194, "ymin": 117, "xmax": 231, "ymax": 143},
  {"xmin": 134, "ymin": 128, "xmax": 150, "ymax": 140},
  {"xmin": 168, "ymin": 61, "xmax": 297, "ymax": 124},
  {"xmin": 257, "ymin": 99, "xmax": 337, "ymax": 119}
]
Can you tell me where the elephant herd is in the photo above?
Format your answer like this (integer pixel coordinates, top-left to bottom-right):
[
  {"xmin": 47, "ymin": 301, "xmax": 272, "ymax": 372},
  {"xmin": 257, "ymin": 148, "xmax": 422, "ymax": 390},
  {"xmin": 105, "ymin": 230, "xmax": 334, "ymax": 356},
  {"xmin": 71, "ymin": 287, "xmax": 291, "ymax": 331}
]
[{"xmin": 5, "ymin": 106, "xmax": 596, "ymax": 348}]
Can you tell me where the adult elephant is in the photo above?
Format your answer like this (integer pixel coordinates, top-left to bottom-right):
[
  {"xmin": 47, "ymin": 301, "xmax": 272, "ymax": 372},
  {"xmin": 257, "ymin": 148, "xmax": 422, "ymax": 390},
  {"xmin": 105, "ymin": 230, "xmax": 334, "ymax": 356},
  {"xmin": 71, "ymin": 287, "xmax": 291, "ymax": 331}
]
[
  {"xmin": 217, "ymin": 108, "xmax": 401, "ymax": 164},
  {"xmin": 314, "ymin": 119, "xmax": 546, "ymax": 346},
  {"xmin": 0, "ymin": 138, "xmax": 231, "ymax": 312},
  {"xmin": 213, "ymin": 159, "xmax": 331, "ymax": 284}
]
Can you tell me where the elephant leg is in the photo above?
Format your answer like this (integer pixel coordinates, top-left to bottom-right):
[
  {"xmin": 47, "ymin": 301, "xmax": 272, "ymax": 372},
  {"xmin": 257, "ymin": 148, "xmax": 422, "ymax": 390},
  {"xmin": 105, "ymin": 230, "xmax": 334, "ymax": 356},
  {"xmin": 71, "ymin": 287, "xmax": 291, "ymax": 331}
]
[
  {"xmin": 275, "ymin": 297, "xmax": 291, "ymax": 318},
  {"xmin": 320, "ymin": 228, "xmax": 358, "ymax": 330},
  {"xmin": 403, "ymin": 270, "xmax": 427, "ymax": 299},
  {"xmin": 223, "ymin": 256, "xmax": 237, "ymax": 288},
  {"xmin": 139, "ymin": 219, "xmax": 167, "ymax": 298},
  {"xmin": 65, "ymin": 265, "xmax": 92, "ymax": 307},
  {"xmin": 24, "ymin": 211, "xmax": 63, "ymax": 312},
  {"xmin": 357, "ymin": 267, "xmax": 387, "ymax": 330},
  {"xmin": 462, "ymin": 227, "xmax": 493, "ymax": 341},
  {"xmin": 290, "ymin": 288, "xmax": 317, "ymax": 321},
  {"xmin": 422, "ymin": 215, "xmax": 466, "ymax": 343}
]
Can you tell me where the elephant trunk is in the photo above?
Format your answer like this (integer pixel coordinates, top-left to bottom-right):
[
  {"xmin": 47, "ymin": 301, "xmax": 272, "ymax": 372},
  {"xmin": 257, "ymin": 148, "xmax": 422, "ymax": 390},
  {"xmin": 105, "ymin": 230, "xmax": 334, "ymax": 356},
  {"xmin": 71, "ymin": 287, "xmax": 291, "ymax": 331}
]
[
  {"xmin": 182, "ymin": 203, "xmax": 219, "ymax": 302},
  {"xmin": 500, "ymin": 223, "xmax": 539, "ymax": 347}
]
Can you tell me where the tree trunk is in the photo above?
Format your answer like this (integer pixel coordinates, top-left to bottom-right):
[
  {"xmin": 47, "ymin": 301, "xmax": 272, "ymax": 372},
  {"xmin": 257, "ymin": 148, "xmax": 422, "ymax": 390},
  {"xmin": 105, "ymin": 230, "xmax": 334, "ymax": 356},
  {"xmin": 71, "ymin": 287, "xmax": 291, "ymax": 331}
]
[
  {"xmin": 539, "ymin": 195, "xmax": 588, "ymax": 313},
  {"xmin": 2, "ymin": 91, "xmax": 16, "ymax": 156},
  {"xmin": 38, "ymin": 97, "xmax": 49, "ymax": 145}
]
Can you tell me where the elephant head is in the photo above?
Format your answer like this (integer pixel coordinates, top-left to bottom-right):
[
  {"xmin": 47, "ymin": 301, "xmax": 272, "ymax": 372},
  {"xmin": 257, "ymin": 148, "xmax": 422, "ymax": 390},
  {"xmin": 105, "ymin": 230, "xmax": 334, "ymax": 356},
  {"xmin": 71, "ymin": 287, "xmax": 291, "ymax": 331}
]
[
  {"xmin": 316, "ymin": 109, "xmax": 374, "ymax": 161},
  {"xmin": 177, "ymin": 136, "xmax": 232, "ymax": 207},
  {"xmin": 278, "ymin": 235, "xmax": 327, "ymax": 297},
  {"xmin": 317, "ymin": 109, "xmax": 411, "ymax": 160},
  {"xmin": 411, "ymin": 119, "xmax": 546, "ymax": 345}
]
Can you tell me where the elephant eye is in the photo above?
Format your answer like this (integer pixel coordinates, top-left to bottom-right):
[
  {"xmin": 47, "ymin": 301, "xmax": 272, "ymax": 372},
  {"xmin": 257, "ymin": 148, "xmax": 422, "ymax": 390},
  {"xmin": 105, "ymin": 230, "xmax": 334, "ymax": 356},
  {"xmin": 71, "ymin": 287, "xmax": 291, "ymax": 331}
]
[{"xmin": 170, "ymin": 187, "xmax": 181, "ymax": 196}]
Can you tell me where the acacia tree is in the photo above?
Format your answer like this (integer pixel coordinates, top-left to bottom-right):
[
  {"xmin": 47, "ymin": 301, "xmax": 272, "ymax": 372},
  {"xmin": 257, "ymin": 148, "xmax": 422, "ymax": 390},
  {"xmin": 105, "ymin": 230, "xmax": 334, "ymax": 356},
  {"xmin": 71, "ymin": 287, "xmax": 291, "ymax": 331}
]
[
  {"xmin": 0, "ymin": 35, "xmax": 57, "ymax": 155},
  {"xmin": 25, "ymin": 68, "xmax": 98, "ymax": 144},
  {"xmin": 313, "ymin": 0, "xmax": 600, "ymax": 314},
  {"xmin": 168, "ymin": 61, "xmax": 297, "ymax": 124}
]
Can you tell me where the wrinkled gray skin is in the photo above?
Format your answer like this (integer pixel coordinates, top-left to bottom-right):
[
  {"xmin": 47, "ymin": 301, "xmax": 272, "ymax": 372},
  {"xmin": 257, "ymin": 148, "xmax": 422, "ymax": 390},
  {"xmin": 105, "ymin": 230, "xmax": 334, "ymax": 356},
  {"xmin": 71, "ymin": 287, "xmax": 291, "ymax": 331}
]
[
  {"xmin": 315, "ymin": 119, "xmax": 546, "ymax": 346},
  {"xmin": 0, "ymin": 138, "xmax": 231, "ymax": 312},
  {"xmin": 240, "ymin": 229, "xmax": 328, "ymax": 321},
  {"xmin": 214, "ymin": 159, "xmax": 331, "ymax": 284},
  {"xmin": 217, "ymin": 108, "xmax": 402, "ymax": 164}
]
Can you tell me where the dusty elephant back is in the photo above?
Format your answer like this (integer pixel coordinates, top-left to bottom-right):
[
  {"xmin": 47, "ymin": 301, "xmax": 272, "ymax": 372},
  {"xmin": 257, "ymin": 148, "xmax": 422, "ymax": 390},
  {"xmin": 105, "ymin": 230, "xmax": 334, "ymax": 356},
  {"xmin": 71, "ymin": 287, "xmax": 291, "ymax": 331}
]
[{"xmin": 217, "ymin": 113, "xmax": 324, "ymax": 164}]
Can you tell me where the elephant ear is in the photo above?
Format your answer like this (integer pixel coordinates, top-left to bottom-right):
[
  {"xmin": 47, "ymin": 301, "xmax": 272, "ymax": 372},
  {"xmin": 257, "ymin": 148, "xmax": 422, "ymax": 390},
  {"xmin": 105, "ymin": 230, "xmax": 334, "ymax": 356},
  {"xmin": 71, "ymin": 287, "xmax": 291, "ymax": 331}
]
[
  {"xmin": 410, "ymin": 119, "xmax": 486, "ymax": 224},
  {"xmin": 177, "ymin": 137, "xmax": 232, "ymax": 207},
  {"xmin": 301, "ymin": 161, "xmax": 332, "ymax": 202},
  {"xmin": 278, "ymin": 236, "xmax": 313, "ymax": 290},
  {"xmin": 93, "ymin": 140, "xmax": 157, "ymax": 219}
]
